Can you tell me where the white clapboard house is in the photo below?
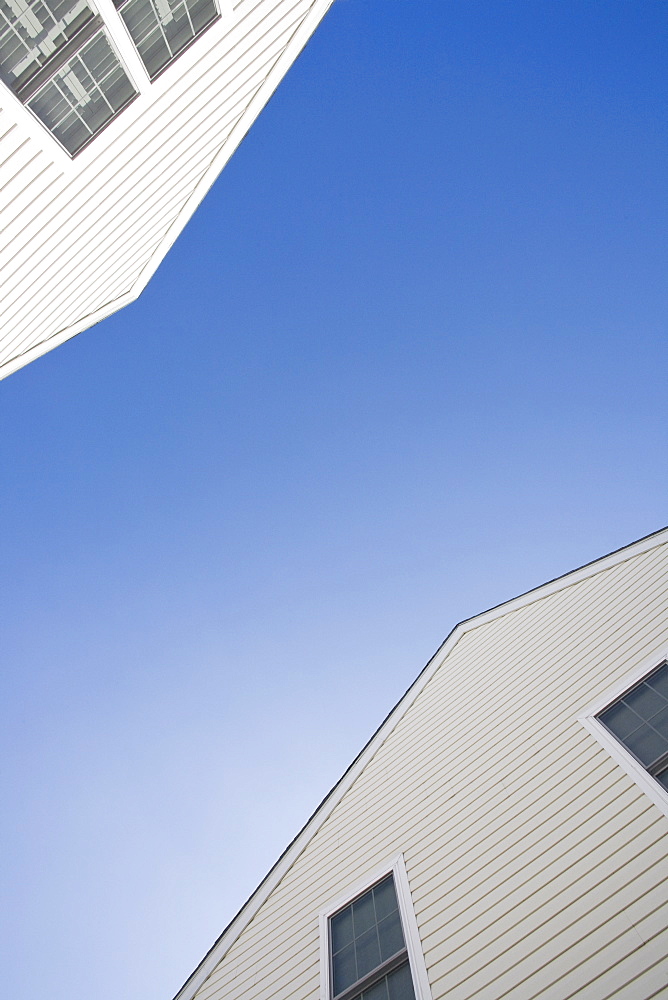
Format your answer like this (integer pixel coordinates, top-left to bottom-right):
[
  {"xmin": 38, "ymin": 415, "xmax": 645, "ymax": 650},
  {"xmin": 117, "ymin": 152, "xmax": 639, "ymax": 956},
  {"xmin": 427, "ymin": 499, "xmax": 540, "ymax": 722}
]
[
  {"xmin": 175, "ymin": 527, "xmax": 668, "ymax": 1000},
  {"xmin": 0, "ymin": 0, "xmax": 332, "ymax": 379}
]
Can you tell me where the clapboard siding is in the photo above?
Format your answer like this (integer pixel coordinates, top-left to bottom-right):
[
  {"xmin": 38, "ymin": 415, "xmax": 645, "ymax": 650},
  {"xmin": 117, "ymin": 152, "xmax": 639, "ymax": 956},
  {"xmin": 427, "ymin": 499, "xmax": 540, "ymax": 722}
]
[
  {"xmin": 0, "ymin": 0, "xmax": 333, "ymax": 378},
  {"xmin": 0, "ymin": 6, "xmax": 304, "ymax": 315},
  {"xmin": 179, "ymin": 534, "xmax": 668, "ymax": 1000},
  {"xmin": 0, "ymin": 0, "xmax": 304, "ymax": 280},
  {"xmin": 5, "ymin": 134, "xmax": 228, "ymax": 353},
  {"xmin": 418, "ymin": 798, "xmax": 662, "ymax": 953}
]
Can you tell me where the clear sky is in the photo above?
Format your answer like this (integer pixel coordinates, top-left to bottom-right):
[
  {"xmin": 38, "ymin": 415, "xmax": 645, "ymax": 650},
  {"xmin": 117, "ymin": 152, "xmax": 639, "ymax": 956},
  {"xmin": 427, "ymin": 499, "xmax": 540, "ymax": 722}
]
[{"xmin": 1, "ymin": 3, "xmax": 667, "ymax": 999}]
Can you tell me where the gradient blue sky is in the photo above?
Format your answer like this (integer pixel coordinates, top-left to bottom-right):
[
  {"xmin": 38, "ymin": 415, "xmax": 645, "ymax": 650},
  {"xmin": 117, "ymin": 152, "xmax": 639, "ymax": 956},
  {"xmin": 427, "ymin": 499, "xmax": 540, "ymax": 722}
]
[{"xmin": 1, "ymin": 3, "xmax": 667, "ymax": 999}]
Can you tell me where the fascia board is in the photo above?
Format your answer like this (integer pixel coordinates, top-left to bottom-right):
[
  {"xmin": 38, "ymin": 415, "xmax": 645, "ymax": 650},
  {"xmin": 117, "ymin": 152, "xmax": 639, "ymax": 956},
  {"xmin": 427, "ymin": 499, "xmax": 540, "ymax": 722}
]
[
  {"xmin": 171, "ymin": 524, "xmax": 668, "ymax": 1000},
  {"xmin": 457, "ymin": 525, "xmax": 668, "ymax": 635},
  {"xmin": 130, "ymin": 0, "xmax": 335, "ymax": 300},
  {"xmin": 171, "ymin": 619, "xmax": 465, "ymax": 1000},
  {"xmin": 0, "ymin": 290, "xmax": 138, "ymax": 380},
  {"xmin": 0, "ymin": 0, "xmax": 334, "ymax": 383}
]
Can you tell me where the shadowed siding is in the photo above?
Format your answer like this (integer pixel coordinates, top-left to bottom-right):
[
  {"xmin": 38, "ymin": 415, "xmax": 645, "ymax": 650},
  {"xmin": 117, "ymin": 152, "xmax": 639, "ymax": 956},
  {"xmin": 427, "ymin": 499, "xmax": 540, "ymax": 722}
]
[{"xmin": 188, "ymin": 539, "xmax": 668, "ymax": 1000}]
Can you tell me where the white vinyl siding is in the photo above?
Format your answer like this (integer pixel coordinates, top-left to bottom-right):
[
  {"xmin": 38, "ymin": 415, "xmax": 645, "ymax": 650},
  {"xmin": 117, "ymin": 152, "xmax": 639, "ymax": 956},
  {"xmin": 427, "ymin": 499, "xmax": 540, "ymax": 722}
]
[
  {"xmin": 0, "ymin": 0, "xmax": 334, "ymax": 378},
  {"xmin": 182, "ymin": 536, "xmax": 668, "ymax": 1000}
]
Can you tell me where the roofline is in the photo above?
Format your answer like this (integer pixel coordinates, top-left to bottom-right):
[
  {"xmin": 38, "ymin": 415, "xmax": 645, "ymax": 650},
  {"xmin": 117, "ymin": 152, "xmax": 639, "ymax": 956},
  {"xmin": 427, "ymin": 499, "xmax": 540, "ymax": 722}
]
[
  {"xmin": 172, "ymin": 524, "xmax": 668, "ymax": 1000},
  {"xmin": 0, "ymin": 291, "xmax": 137, "ymax": 381},
  {"xmin": 0, "ymin": 0, "xmax": 335, "ymax": 382}
]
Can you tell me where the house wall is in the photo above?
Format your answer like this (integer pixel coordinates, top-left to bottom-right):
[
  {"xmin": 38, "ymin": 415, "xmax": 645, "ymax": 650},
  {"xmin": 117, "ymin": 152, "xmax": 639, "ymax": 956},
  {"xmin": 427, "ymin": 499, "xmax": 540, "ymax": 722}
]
[
  {"xmin": 189, "ymin": 538, "xmax": 668, "ymax": 1000},
  {"xmin": 0, "ymin": 0, "xmax": 332, "ymax": 379}
]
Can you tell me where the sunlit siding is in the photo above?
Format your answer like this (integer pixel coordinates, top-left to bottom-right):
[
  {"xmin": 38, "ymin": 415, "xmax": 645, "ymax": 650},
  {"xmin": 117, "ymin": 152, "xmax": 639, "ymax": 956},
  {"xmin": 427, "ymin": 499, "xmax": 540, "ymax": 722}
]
[
  {"xmin": 0, "ymin": 0, "xmax": 333, "ymax": 379},
  {"xmin": 185, "ymin": 537, "xmax": 668, "ymax": 1000}
]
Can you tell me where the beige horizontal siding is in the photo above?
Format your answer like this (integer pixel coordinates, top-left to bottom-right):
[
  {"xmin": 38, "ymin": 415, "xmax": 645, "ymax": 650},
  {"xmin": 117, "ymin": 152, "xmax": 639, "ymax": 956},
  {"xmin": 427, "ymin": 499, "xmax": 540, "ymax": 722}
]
[{"xmin": 186, "ymin": 539, "xmax": 668, "ymax": 1000}]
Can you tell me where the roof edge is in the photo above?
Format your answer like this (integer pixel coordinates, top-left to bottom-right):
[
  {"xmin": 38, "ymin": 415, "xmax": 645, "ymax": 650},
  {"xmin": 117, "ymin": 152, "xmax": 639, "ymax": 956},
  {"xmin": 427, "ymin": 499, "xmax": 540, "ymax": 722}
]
[
  {"xmin": 0, "ymin": 0, "xmax": 335, "ymax": 383},
  {"xmin": 0, "ymin": 290, "xmax": 137, "ymax": 381},
  {"xmin": 459, "ymin": 524, "xmax": 668, "ymax": 633},
  {"xmin": 130, "ymin": 0, "xmax": 336, "ymax": 318},
  {"xmin": 171, "ymin": 524, "xmax": 668, "ymax": 1000}
]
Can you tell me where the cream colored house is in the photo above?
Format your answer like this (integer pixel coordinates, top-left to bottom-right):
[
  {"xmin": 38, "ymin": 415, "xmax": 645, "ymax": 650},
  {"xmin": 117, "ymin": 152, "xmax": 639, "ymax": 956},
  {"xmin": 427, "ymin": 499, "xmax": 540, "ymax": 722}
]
[
  {"xmin": 0, "ymin": 0, "xmax": 333, "ymax": 379},
  {"xmin": 175, "ymin": 527, "xmax": 668, "ymax": 1000}
]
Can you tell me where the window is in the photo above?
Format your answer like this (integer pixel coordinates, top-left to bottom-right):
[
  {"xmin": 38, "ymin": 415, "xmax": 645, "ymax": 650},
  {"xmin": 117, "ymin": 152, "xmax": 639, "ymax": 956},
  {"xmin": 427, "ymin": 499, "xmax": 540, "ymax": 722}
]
[
  {"xmin": 114, "ymin": 0, "xmax": 218, "ymax": 79},
  {"xmin": 596, "ymin": 660, "xmax": 668, "ymax": 791},
  {"xmin": 329, "ymin": 874, "xmax": 416, "ymax": 1000},
  {"xmin": 0, "ymin": 0, "xmax": 136, "ymax": 153}
]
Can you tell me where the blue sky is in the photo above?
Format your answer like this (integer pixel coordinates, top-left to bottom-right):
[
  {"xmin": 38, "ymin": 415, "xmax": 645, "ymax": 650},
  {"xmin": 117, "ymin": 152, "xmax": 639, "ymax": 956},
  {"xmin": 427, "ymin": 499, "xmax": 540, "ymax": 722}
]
[{"xmin": 1, "ymin": 3, "xmax": 667, "ymax": 999}]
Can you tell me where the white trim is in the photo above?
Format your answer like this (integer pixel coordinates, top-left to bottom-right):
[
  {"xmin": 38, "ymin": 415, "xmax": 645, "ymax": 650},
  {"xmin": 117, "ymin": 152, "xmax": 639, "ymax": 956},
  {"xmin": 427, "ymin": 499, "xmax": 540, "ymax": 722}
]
[
  {"xmin": 172, "ymin": 527, "xmax": 668, "ymax": 1000},
  {"xmin": 318, "ymin": 854, "xmax": 432, "ymax": 1000},
  {"xmin": 171, "ymin": 620, "xmax": 455, "ymax": 1000},
  {"xmin": 94, "ymin": 0, "xmax": 153, "ymax": 91},
  {"xmin": 129, "ymin": 0, "xmax": 334, "ymax": 301},
  {"xmin": 459, "ymin": 531, "xmax": 668, "ymax": 634},
  {"xmin": 0, "ymin": 0, "xmax": 333, "ymax": 381},
  {"xmin": 104, "ymin": 0, "xmax": 235, "ymax": 101},
  {"xmin": 0, "ymin": 0, "xmax": 150, "ymax": 164},
  {"xmin": 0, "ymin": 290, "xmax": 138, "ymax": 380},
  {"xmin": 394, "ymin": 855, "xmax": 433, "ymax": 1000},
  {"xmin": 578, "ymin": 644, "xmax": 668, "ymax": 820}
]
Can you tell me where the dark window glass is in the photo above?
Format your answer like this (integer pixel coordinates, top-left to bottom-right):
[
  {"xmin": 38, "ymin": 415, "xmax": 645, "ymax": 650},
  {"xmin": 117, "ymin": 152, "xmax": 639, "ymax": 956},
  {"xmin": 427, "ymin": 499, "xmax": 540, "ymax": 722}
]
[
  {"xmin": 27, "ymin": 29, "xmax": 135, "ymax": 153},
  {"xmin": 0, "ymin": 0, "xmax": 94, "ymax": 89},
  {"xmin": 118, "ymin": 0, "xmax": 217, "ymax": 78},
  {"xmin": 378, "ymin": 910, "xmax": 404, "ymax": 962},
  {"xmin": 358, "ymin": 963, "xmax": 415, "ymax": 1000},
  {"xmin": 598, "ymin": 661, "xmax": 668, "ymax": 783},
  {"xmin": 330, "ymin": 875, "xmax": 411, "ymax": 1000}
]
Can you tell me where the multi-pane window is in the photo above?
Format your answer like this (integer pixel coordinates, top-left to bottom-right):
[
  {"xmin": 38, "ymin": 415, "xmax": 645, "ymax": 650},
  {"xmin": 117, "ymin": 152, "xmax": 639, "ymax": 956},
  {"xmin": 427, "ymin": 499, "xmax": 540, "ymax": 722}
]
[
  {"xmin": 0, "ymin": 0, "xmax": 94, "ymax": 89},
  {"xmin": 0, "ymin": 0, "xmax": 136, "ymax": 153},
  {"xmin": 597, "ymin": 661, "xmax": 668, "ymax": 791},
  {"xmin": 28, "ymin": 28, "xmax": 136, "ymax": 153},
  {"xmin": 329, "ymin": 874, "xmax": 416, "ymax": 1000},
  {"xmin": 114, "ymin": 0, "xmax": 218, "ymax": 78},
  {"xmin": 1, "ymin": 0, "xmax": 221, "ymax": 151}
]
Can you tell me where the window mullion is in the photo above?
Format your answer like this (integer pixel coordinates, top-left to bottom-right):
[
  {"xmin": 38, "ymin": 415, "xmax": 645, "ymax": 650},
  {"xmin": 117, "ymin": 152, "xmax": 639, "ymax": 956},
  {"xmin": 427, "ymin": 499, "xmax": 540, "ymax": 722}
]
[
  {"xmin": 648, "ymin": 749, "xmax": 668, "ymax": 777},
  {"xmin": 93, "ymin": 0, "xmax": 151, "ymax": 89},
  {"xmin": 333, "ymin": 950, "xmax": 408, "ymax": 1000},
  {"xmin": 15, "ymin": 14, "xmax": 103, "ymax": 101}
]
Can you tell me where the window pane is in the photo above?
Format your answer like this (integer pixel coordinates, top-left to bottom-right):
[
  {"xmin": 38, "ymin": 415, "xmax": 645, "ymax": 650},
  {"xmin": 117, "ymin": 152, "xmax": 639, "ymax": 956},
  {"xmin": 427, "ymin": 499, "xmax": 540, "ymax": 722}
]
[
  {"xmin": 355, "ymin": 963, "xmax": 415, "ymax": 1000},
  {"xmin": 624, "ymin": 683, "xmax": 667, "ymax": 722},
  {"xmin": 646, "ymin": 663, "xmax": 668, "ymax": 700},
  {"xmin": 331, "ymin": 906, "xmax": 354, "ymax": 953},
  {"xmin": 352, "ymin": 892, "xmax": 376, "ymax": 937},
  {"xmin": 646, "ymin": 705, "xmax": 668, "ymax": 738},
  {"xmin": 598, "ymin": 663, "xmax": 668, "ymax": 778},
  {"xmin": 373, "ymin": 876, "xmax": 398, "ymax": 921},
  {"xmin": 598, "ymin": 701, "xmax": 641, "ymax": 741},
  {"xmin": 386, "ymin": 962, "xmax": 416, "ymax": 1000},
  {"xmin": 119, "ymin": 0, "xmax": 217, "ymax": 78},
  {"xmin": 355, "ymin": 927, "xmax": 381, "ymax": 981},
  {"xmin": 622, "ymin": 723, "xmax": 667, "ymax": 768},
  {"xmin": 378, "ymin": 910, "xmax": 405, "ymax": 962},
  {"xmin": 332, "ymin": 942, "xmax": 357, "ymax": 997},
  {"xmin": 0, "ymin": 0, "xmax": 94, "ymax": 90},
  {"xmin": 27, "ymin": 29, "xmax": 135, "ymax": 154},
  {"xmin": 361, "ymin": 979, "xmax": 389, "ymax": 1000},
  {"xmin": 330, "ymin": 875, "xmax": 410, "ymax": 1000}
]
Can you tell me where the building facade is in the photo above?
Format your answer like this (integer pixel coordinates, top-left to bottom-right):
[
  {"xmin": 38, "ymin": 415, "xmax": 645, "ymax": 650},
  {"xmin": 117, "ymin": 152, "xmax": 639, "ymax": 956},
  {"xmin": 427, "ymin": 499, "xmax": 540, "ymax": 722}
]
[
  {"xmin": 0, "ymin": 0, "xmax": 333, "ymax": 379},
  {"xmin": 175, "ymin": 528, "xmax": 668, "ymax": 1000}
]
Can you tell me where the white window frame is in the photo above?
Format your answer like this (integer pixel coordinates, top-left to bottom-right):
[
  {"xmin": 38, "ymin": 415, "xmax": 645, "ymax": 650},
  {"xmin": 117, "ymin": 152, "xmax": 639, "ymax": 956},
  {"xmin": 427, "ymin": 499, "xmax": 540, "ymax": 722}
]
[
  {"xmin": 0, "ymin": 0, "xmax": 233, "ymax": 164},
  {"xmin": 578, "ymin": 644, "xmax": 668, "ymax": 820},
  {"xmin": 318, "ymin": 853, "xmax": 432, "ymax": 1000}
]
